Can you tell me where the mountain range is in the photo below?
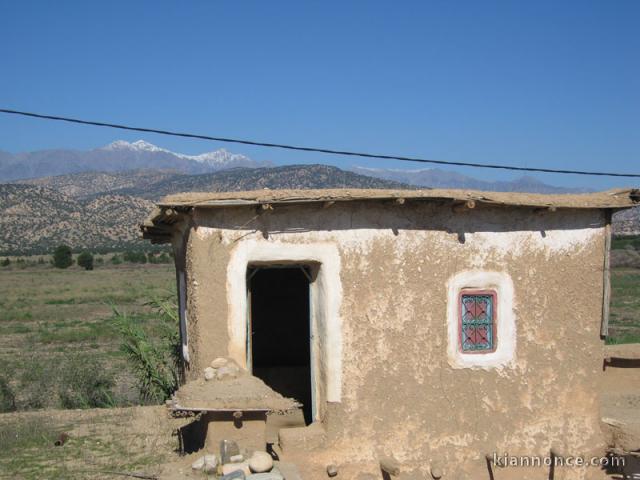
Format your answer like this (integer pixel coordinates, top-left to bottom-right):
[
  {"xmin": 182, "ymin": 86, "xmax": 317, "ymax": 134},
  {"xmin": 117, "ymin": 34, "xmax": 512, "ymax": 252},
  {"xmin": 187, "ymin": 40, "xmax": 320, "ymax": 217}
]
[
  {"xmin": 0, "ymin": 141, "xmax": 637, "ymax": 255},
  {"xmin": 0, "ymin": 140, "xmax": 267, "ymax": 181},
  {"xmin": 351, "ymin": 167, "xmax": 589, "ymax": 194}
]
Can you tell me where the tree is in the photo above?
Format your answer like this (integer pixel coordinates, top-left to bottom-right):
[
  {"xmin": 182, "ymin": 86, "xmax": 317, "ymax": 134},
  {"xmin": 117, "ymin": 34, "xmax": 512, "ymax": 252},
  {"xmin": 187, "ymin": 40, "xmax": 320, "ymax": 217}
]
[
  {"xmin": 53, "ymin": 245, "xmax": 73, "ymax": 269},
  {"xmin": 77, "ymin": 251, "xmax": 94, "ymax": 271}
]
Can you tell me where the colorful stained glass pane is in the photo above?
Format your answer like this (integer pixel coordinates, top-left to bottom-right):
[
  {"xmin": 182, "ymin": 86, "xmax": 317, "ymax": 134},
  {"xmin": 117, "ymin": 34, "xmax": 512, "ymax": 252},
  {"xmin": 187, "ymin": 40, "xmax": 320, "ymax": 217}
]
[{"xmin": 461, "ymin": 293, "xmax": 494, "ymax": 352}]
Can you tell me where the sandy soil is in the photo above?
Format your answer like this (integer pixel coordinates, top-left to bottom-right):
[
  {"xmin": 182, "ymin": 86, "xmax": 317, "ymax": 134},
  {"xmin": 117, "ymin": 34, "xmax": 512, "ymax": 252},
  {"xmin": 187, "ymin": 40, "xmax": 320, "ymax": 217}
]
[{"xmin": 1, "ymin": 344, "xmax": 638, "ymax": 479}]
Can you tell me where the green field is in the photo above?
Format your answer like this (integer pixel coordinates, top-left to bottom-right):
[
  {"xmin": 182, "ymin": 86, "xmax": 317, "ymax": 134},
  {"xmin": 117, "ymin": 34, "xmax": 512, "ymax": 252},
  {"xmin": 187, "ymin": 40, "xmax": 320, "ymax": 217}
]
[
  {"xmin": 0, "ymin": 264, "xmax": 175, "ymax": 410},
  {"xmin": 608, "ymin": 267, "xmax": 640, "ymax": 344}
]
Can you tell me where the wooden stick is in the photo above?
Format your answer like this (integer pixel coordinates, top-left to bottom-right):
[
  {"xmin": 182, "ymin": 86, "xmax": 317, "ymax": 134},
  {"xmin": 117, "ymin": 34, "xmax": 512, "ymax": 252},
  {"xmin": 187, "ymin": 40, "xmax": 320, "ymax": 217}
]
[{"xmin": 601, "ymin": 210, "xmax": 612, "ymax": 337}]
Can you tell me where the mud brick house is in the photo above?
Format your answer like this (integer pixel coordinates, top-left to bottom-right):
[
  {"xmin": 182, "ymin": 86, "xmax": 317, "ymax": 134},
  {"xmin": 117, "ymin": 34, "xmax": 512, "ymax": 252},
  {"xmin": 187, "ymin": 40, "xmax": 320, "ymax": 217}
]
[{"xmin": 142, "ymin": 188, "xmax": 639, "ymax": 479}]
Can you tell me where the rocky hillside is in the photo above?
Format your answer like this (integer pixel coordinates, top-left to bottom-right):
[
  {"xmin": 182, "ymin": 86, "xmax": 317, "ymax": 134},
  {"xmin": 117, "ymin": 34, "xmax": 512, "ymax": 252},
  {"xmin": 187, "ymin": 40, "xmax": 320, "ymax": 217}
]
[
  {"xmin": 19, "ymin": 170, "xmax": 177, "ymax": 199},
  {"xmin": 615, "ymin": 206, "xmax": 640, "ymax": 236},
  {"xmin": 0, "ymin": 184, "xmax": 156, "ymax": 254},
  {"xmin": 0, "ymin": 165, "xmax": 408, "ymax": 255}
]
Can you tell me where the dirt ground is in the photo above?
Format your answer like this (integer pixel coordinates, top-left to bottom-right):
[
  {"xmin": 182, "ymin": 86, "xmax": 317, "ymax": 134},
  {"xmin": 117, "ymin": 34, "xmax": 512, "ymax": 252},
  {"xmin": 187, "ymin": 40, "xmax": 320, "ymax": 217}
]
[{"xmin": 1, "ymin": 344, "xmax": 639, "ymax": 480}]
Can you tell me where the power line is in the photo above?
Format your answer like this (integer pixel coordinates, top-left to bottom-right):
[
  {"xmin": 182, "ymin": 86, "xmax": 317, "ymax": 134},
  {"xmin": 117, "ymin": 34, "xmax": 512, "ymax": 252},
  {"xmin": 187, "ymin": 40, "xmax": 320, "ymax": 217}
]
[{"xmin": 1, "ymin": 107, "xmax": 639, "ymax": 178}]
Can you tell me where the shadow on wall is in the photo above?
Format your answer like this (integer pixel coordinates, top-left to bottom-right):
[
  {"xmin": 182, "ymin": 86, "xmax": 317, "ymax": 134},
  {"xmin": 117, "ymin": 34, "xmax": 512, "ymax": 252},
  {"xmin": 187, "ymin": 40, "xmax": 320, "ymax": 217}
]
[{"xmin": 192, "ymin": 201, "xmax": 604, "ymax": 236}]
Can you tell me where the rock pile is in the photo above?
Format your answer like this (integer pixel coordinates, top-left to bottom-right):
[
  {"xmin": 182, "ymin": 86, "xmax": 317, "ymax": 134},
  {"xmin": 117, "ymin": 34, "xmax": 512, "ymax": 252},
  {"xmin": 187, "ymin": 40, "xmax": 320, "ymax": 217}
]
[
  {"xmin": 190, "ymin": 438, "xmax": 283, "ymax": 479},
  {"xmin": 204, "ymin": 357, "xmax": 242, "ymax": 381}
]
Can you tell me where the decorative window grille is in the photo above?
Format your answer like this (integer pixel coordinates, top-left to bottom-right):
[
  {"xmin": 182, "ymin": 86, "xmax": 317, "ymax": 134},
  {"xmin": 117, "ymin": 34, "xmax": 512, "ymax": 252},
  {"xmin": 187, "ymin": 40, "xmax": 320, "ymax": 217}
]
[{"xmin": 459, "ymin": 290, "xmax": 496, "ymax": 353}]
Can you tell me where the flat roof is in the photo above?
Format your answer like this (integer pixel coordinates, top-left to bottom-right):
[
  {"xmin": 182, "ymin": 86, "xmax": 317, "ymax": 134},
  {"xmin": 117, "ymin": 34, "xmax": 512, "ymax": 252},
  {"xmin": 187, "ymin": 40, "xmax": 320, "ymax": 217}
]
[
  {"xmin": 158, "ymin": 187, "xmax": 639, "ymax": 210},
  {"xmin": 141, "ymin": 188, "xmax": 639, "ymax": 243}
]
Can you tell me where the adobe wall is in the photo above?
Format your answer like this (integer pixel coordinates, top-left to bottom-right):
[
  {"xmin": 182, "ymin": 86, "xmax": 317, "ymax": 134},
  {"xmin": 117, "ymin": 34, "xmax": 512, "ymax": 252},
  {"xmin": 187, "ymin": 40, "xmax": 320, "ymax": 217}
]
[{"xmin": 180, "ymin": 200, "xmax": 607, "ymax": 478}]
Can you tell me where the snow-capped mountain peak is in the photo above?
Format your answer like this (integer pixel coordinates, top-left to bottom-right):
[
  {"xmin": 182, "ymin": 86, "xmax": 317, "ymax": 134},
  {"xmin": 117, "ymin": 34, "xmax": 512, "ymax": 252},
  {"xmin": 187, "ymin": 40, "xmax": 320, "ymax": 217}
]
[
  {"xmin": 102, "ymin": 140, "xmax": 169, "ymax": 154},
  {"xmin": 96, "ymin": 139, "xmax": 262, "ymax": 170},
  {"xmin": 100, "ymin": 140, "xmax": 254, "ymax": 166}
]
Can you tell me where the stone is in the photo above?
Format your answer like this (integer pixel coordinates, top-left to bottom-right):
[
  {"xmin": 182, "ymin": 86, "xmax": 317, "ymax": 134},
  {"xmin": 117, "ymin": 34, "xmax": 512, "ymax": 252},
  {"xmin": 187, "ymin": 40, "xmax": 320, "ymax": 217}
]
[
  {"xmin": 203, "ymin": 454, "xmax": 218, "ymax": 474},
  {"xmin": 220, "ymin": 439, "xmax": 240, "ymax": 464},
  {"xmin": 326, "ymin": 464, "xmax": 338, "ymax": 477},
  {"xmin": 246, "ymin": 471, "xmax": 283, "ymax": 480},
  {"xmin": 249, "ymin": 451, "xmax": 273, "ymax": 473},
  {"xmin": 220, "ymin": 470, "xmax": 246, "ymax": 480},
  {"xmin": 204, "ymin": 367, "xmax": 215, "ymax": 381},
  {"xmin": 191, "ymin": 456, "xmax": 205, "ymax": 470},
  {"xmin": 230, "ymin": 454, "xmax": 244, "ymax": 463},
  {"xmin": 430, "ymin": 464, "xmax": 443, "ymax": 479},
  {"xmin": 222, "ymin": 461, "xmax": 251, "ymax": 476},
  {"xmin": 217, "ymin": 364, "xmax": 240, "ymax": 380},
  {"xmin": 211, "ymin": 357, "xmax": 229, "ymax": 368}
]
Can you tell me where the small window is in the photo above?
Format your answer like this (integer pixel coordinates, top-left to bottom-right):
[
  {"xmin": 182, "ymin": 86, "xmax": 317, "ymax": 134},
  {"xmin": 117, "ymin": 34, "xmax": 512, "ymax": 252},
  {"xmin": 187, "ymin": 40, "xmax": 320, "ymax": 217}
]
[{"xmin": 459, "ymin": 290, "xmax": 497, "ymax": 353}]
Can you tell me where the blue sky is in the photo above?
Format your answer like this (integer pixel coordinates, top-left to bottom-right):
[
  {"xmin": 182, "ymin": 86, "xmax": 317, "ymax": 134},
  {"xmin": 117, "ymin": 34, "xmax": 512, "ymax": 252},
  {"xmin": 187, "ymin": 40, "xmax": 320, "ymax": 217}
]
[{"xmin": 0, "ymin": 1, "xmax": 638, "ymax": 189}]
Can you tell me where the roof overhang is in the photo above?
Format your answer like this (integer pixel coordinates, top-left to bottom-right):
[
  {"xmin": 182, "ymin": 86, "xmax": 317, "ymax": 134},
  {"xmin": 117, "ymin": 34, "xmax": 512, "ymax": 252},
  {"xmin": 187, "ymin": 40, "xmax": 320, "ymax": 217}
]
[{"xmin": 141, "ymin": 187, "xmax": 640, "ymax": 244}]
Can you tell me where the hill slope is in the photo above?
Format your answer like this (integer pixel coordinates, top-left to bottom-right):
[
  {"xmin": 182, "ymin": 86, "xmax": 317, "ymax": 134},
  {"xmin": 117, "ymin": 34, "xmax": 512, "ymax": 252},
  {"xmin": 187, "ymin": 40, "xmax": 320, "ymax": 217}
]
[
  {"xmin": 0, "ymin": 184, "xmax": 156, "ymax": 254},
  {"xmin": 0, "ymin": 165, "xmax": 409, "ymax": 254}
]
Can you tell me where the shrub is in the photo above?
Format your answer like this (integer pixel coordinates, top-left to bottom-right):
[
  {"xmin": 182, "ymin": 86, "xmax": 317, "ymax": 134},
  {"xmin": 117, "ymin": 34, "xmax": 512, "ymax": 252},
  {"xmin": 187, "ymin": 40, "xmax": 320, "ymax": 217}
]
[
  {"xmin": 123, "ymin": 250, "xmax": 147, "ymax": 264},
  {"xmin": 0, "ymin": 258, "xmax": 9, "ymax": 267},
  {"xmin": 0, "ymin": 377, "xmax": 16, "ymax": 413},
  {"xmin": 19, "ymin": 354, "xmax": 116, "ymax": 410},
  {"xmin": 111, "ymin": 254, "xmax": 122, "ymax": 265},
  {"xmin": 113, "ymin": 298, "xmax": 181, "ymax": 403},
  {"xmin": 53, "ymin": 245, "xmax": 72, "ymax": 269},
  {"xmin": 58, "ymin": 355, "xmax": 115, "ymax": 408},
  {"xmin": 77, "ymin": 251, "xmax": 94, "ymax": 271},
  {"xmin": 157, "ymin": 253, "xmax": 171, "ymax": 263}
]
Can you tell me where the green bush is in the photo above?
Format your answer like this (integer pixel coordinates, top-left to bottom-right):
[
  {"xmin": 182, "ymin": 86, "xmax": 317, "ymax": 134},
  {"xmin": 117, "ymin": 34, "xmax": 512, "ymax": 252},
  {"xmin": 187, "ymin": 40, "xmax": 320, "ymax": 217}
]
[
  {"xmin": 123, "ymin": 250, "xmax": 147, "ymax": 264},
  {"xmin": 77, "ymin": 251, "xmax": 94, "ymax": 271},
  {"xmin": 113, "ymin": 298, "xmax": 181, "ymax": 403},
  {"xmin": 58, "ymin": 356, "xmax": 115, "ymax": 408},
  {"xmin": 0, "ymin": 377, "xmax": 16, "ymax": 413},
  {"xmin": 111, "ymin": 254, "xmax": 122, "ymax": 265},
  {"xmin": 18, "ymin": 354, "xmax": 116, "ymax": 410},
  {"xmin": 53, "ymin": 245, "xmax": 73, "ymax": 269},
  {"xmin": 0, "ymin": 258, "xmax": 9, "ymax": 267}
]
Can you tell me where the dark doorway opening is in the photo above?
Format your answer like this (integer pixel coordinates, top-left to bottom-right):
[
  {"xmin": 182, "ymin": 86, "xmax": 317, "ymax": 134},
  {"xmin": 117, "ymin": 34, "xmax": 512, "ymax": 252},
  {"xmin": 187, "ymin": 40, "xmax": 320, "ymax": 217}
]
[{"xmin": 248, "ymin": 266, "xmax": 313, "ymax": 424}]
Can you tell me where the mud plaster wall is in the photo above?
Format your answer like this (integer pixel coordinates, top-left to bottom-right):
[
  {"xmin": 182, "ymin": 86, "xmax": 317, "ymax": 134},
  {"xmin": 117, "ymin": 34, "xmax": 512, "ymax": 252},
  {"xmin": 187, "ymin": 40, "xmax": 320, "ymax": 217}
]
[{"xmin": 182, "ymin": 201, "xmax": 607, "ymax": 472}]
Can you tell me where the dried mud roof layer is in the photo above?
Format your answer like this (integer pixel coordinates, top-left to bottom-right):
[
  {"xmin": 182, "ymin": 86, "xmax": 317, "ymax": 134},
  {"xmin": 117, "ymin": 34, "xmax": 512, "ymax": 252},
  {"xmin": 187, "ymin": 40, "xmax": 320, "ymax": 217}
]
[
  {"xmin": 159, "ymin": 187, "xmax": 639, "ymax": 210},
  {"xmin": 141, "ymin": 188, "xmax": 639, "ymax": 243},
  {"xmin": 169, "ymin": 374, "xmax": 301, "ymax": 413}
]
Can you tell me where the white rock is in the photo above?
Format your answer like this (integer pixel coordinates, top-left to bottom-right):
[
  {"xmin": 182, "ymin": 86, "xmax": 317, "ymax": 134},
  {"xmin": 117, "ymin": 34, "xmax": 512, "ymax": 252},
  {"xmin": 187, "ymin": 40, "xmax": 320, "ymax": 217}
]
[
  {"xmin": 191, "ymin": 456, "xmax": 205, "ymax": 470},
  {"xmin": 223, "ymin": 461, "xmax": 251, "ymax": 476},
  {"xmin": 203, "ymin": 454, "xmax": 218, "ymax": 474},
  {"xmin": 248, "ymin": 451, "xmax": 273, "ymax": 473},
  {"xmin": 211, "ymin": 357, "xmax": 229, "ymax": 368},
  {"xmin": 216, "ymin": 364, "xmax": 240, "ymax": 380},
  {"xmin": 230, "ymin": 454, "xmax": 244, "ymax": 462},
  {"xmin": 204, "ymin": 367, "xmax": 216, "ymax": 381}
]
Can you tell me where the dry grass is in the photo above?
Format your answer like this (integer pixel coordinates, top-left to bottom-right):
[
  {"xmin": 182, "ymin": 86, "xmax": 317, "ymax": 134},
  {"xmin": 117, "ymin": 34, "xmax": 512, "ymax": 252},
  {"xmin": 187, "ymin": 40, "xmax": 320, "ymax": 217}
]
[{"xmin": 0, "ymin": 406, "xmax": 177, "ymax": 479}]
